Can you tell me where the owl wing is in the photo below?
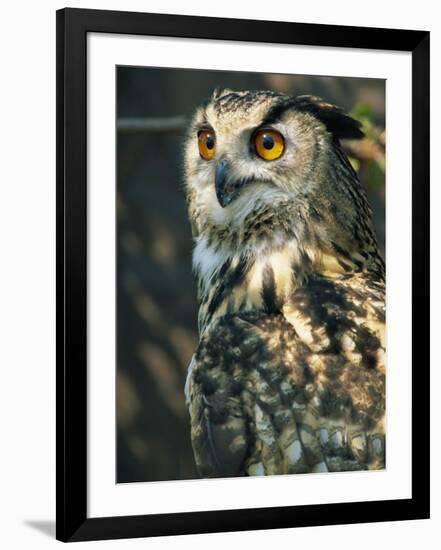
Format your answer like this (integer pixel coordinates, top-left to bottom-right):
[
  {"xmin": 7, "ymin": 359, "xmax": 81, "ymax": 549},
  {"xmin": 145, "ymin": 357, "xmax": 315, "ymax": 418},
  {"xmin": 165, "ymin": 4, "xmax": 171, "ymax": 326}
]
[{"xmin": 186, "ymin": 276, "xmax": 385, "ymax": 477}]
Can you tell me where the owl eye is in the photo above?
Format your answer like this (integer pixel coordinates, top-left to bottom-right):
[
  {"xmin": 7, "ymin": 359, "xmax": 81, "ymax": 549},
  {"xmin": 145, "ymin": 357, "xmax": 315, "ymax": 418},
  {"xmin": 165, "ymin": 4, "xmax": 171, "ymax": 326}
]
[
  {"xmin": 254, "ymin": 128, "xmax": 285, "ymax": 161},
  {"xmin": 198, "ymin": 129, "xmax": 216, "ymax": 160}
]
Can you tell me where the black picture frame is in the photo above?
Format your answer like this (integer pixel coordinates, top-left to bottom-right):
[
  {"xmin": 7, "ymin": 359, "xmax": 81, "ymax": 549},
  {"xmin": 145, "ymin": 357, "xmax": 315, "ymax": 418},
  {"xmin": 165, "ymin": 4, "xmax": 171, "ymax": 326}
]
[{"xmin": 56, "ymin": 7, "xmax": 430, "ymax": 542}]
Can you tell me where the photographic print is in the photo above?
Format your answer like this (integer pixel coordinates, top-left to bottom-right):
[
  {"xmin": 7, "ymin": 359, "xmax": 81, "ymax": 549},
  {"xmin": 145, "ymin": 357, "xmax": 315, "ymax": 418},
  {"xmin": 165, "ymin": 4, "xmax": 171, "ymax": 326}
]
[
  {"xmin": 116, "ymin": 67, "xmax": 386, "ymax": 483},
  {"xmin": 57, "ymin": 8, "xmax": 429, "ymax": 541}
]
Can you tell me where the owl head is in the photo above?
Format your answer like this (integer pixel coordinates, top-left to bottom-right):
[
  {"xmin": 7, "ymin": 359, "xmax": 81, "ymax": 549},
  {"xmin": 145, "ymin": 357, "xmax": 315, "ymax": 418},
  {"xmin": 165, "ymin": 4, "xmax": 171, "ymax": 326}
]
[{"xmin": 184, "ymin": 89, "xmax": 380, "ymax": 273}]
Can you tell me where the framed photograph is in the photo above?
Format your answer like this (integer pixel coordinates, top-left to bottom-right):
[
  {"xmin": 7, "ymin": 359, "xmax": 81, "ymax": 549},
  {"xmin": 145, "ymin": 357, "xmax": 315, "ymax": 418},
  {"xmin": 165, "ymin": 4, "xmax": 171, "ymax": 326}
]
[{"xmin": 56, "ymin": 7, "xmax": 430, "ymax": 542}]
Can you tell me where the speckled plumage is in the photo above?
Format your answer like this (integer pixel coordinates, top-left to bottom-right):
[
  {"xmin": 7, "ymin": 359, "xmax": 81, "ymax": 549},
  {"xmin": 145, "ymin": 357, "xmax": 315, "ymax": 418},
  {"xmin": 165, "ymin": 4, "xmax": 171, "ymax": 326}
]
[{"xmin": 184, "ymin": 89, "xmax": 385, "ymax": 477}]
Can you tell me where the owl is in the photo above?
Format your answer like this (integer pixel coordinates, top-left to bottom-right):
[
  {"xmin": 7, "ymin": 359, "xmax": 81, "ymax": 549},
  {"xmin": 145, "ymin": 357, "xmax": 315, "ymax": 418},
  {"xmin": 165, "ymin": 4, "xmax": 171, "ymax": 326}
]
[{"xmin": 184, "ymin": 89, "xmax": 385, "ymax": 477}]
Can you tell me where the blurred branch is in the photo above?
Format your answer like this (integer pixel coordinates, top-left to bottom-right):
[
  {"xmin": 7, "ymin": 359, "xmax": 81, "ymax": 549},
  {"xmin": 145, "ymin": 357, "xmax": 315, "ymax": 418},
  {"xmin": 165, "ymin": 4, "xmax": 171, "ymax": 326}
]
[
  {"xmin": 343, "ymin": 135, "xmax": 385, "ymax": 162},
  {"xmin": 344, "ymin": 102, "xmax": 386, "ymax": 193},
  {"xmin": 117, "ymin": 116, "xmax": 187, "ymax": 134}
]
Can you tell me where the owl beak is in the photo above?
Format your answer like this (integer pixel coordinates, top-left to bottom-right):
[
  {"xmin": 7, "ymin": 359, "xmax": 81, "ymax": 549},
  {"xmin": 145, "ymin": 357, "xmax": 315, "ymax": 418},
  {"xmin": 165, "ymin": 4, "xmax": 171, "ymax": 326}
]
[{"xmin": 215, "ymin": 159, "xmax": 244, "ymax": 208}]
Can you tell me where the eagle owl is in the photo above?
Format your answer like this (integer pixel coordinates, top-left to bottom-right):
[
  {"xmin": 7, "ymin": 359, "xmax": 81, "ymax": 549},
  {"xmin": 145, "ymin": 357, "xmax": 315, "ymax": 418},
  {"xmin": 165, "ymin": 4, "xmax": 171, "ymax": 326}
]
[{"xmin": 184, "ymin": 89, "xmax": 385, "ymax": 477}]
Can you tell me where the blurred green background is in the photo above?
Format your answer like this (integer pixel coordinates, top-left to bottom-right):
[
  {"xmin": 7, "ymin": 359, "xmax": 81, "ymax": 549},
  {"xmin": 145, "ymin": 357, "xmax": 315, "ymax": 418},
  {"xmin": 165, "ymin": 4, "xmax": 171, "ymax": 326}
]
[{"xmin": 116, "ymin": 67, "xmax": 385, "ymax": 483}]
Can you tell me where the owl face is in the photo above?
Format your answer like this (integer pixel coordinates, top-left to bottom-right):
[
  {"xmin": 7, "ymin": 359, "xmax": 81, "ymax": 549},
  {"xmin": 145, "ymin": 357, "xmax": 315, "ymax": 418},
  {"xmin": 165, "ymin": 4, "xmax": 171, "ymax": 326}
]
[
  {"xmin": 185, "ymin": 90, "xmax": 383, "ymax": 313},
  {"xmin": 184, "ymin": 90, "xmax": 332, "ymax": 230}
]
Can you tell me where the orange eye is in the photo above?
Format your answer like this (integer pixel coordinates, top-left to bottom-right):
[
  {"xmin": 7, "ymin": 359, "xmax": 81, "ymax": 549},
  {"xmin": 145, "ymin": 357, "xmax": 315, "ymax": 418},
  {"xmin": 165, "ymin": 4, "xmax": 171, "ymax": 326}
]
[
  {"xmin": 254, "ymin": 129, "xmax": 285, "ymax": 161},
  {"xmin": 198, "ymin": 129, "xmax": 216, "ymax": 160}
]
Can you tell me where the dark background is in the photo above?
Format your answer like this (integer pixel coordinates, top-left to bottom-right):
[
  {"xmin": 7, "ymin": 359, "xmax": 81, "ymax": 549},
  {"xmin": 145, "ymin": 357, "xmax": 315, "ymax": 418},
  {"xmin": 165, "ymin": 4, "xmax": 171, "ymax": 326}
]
[{"xmin": 116, "ymin": 66, "xmax": 385, "ymax": 483}]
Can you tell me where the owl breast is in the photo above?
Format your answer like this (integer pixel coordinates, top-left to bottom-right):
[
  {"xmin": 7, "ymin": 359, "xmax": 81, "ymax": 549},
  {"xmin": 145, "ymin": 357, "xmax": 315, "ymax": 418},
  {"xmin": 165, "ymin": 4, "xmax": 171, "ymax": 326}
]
[
  {"xmin": 187, "ymin": 273, "xmax": 385, "ymax": 478},
  {"xmin": 193, "ymin": 235, "xmax": 302, "ymax": 333}
]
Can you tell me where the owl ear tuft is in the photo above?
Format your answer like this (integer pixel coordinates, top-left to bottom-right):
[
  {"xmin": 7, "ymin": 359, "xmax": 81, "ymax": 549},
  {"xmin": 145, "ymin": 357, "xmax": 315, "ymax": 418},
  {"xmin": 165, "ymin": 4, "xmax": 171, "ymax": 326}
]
[
  {"xmin": 294, "ymin": 95, "xmax": 364, "ymax": 140},
  {"xmin": 211, "ymin": 88, "xmax": 234, "ymax": 100}
]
